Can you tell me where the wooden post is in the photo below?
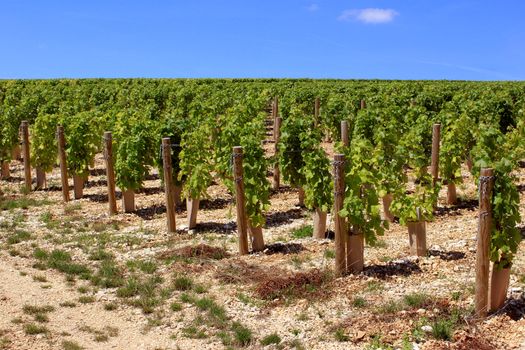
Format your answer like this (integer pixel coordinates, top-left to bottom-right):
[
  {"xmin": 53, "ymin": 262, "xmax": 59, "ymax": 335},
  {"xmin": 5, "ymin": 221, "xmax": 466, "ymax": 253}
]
[
  {"xmin": 408, "ymin": 221, "xmax": 427, "ymax": 256},
  {"xmin": 347, "ymin": 231, "xmax": 364, "ymax": 274},
  {"xmin": 430, "ymin": 124, "xmax": 441, "ymax": 185},
  {"xmin": 103, "ymin": 132, "xmax": 117, "ymax": 215},
  {"xmin": 272, "ymin": 117, "xmax": 282, "ymax": 190},
  {"xmin": 382, "ymin": 193, "xmax": 395, "ymax": 222},
  {"xmin": 35, "ymin": 168, "xmax": 46, "ymax": 190},
  {"xmin": 72, "ymin": 175, "xmax": 84, "ymax": 199},
  {"xmin": 233, "ymin": 146, "xmax": 249, "ymax": 255},
  {"xmin": 333, "ymin": 154, "xmax": 346, "ymax": 276},
  {"xmin": 248, "ymin": 223, "xmax": 265, "ymax": 252},
  {"xmin": 1, "ymin": 161, "xmax": 9, "ymax": 179},
  {"xmin": 57, "ymin": 126, "xmax": 70, "ymax": 202},
  {"xmin": 314, "ymin": 97, "xmax": 320, "ymax": 126},
  {"xmin": 313, "ymin": 208, "xmax": 327, "ymax": 239},
  {"xmin": 122, "ymin": 190, "xmax": 135, "ymax": 212},
  {"xmin": 21, "ymin": 121, "xmax": 31, "ymax": 191},
  {"xmin": 11, "ymin": 145, "xmax": 20, "ymax": 161},
  {"xmin": 298, "ymin": 187, "xmax": 305, "ymax": 206},
  {"xmin": 360, "ymin": 99, "xmax": 366, "ymax": 109},
  {"xmin": 341, "ymin": 121, "xmax": 349, "ymax": 147},
  {"xmin": 273, "ymin": 97, "xmax": 279, "ymax": 142},
  {"xmin": 187, "ymin": 197, "xmax": 200, "ymax": 229},
  {"xmin": 475, "ymin": 168, "xmax": 494, "ymax": 318},
  {"xmin": 162, "ymin": 138, "xmax": 177, "ymax": 233},
  {"xmin": 447, "ymin": 182, "xmax": 457, "ymax": 205}
]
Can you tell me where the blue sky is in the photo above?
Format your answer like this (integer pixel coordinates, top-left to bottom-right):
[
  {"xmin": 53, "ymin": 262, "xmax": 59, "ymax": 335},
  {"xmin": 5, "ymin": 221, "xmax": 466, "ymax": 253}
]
[{"xmin": 1, "ymin": 1, "xmax": 524, "ymax": 80}]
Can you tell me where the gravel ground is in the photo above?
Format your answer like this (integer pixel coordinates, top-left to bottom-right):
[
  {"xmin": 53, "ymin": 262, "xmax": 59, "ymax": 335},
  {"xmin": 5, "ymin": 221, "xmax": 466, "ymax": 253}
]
[{"xmin": 0, "ymin": 142, "xmax": 524, "ymax": 350}]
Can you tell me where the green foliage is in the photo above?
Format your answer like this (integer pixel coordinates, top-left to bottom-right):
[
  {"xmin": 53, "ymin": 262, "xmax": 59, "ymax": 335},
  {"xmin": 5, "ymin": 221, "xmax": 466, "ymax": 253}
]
[
  {"xmin": 179, "ymin": 120, "xmax": 213, "ymax": 199},
  {"xmin": 471, "ymin": 121, "xmax": 523, "ymax": 268},
  {"xmin": 338, "ymin": 137, "xmax": 386, "ymax": 245},
  {"xmin": 30, "ymin": 113, "xmax": 59, "ymax": 172},
  {"xmin": 390, "ymin": 174, "xmax": 440, "ymax": 225},
  {"xmin": 439, "ymin": 110, "xmax": 474, "ymax": 184},
  {"xmin": 279, "ymin": 110, "xmax": 308, "ymax": 188},
  {"xmin": 214, "ymin": 102, "xmax": 270, "ymax": 227},
  {"xmin": 279, "ymin": 108, "xmax": 332, "ymax": 211},
  {"xmin": 114, "ymin": 110, "xmax": 156, "ymax": 191},
  {"xmin": 63, "ymin": 111, "xmax": 102, "ymax": 177}
]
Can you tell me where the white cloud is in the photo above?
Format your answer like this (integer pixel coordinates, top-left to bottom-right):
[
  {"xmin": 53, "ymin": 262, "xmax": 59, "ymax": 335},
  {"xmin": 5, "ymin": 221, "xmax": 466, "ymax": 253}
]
[
  {"xmin": 338, "ymin": 8, "xmax": 398, "ymax": 24},
  {"xmin": 307, "ymin": 4, "xmax": 319, "ymax": 12}
]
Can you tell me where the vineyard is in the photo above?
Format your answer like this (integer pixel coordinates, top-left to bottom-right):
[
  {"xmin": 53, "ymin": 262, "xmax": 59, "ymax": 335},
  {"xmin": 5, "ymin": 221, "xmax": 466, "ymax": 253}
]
[{"xmin": 0, "ymin": 79, "xmax": 525, "ymax": 349}]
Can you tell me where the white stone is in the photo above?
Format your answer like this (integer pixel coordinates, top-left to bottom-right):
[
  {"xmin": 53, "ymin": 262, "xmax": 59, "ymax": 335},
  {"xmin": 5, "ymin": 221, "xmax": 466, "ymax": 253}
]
[{"xmin": 421, "ymin": 325, "xmax": 433, "ymax": 332}]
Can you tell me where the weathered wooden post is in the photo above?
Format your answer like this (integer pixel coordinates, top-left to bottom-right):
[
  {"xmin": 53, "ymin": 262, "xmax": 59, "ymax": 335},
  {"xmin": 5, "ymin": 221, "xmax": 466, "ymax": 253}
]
[
  {"xmin": 341, "ymin": 121, "xmax": 349, "ymax": 147},
  {"xmin": 430, "ymin": 123, "xmax": 441, "ymax": 185},
  {"xmin": 35, "ymin": 168, "xmax": 45, "ymax": 190},
  {"xmin": 57, "ymin": 126, "xmax": 70, "ymax": 202},
  {"xmin": 314, "ymin": 97, "xmax": 320, "ymax": 126},
  {"xmin": 333, "ymin": 154, "xmax": 346, "ymax": 276},
  {"xmin": 273, "ymin": 97, "xmax": 279, "ymax": 142},
  {"xmin": 360, "ymin": 99, "xmax": 366, "ymax": 109},
  {"xmin": 347, "ymin": 230, "xmax": 364, "ymax": 274},
  {"xmin": 162, "ymin": 138, "xmax": 177, "ymax": 233},
  {"xmin": 0, "ymin": 161, "xmax": 9, "ymax": 179},
  {"xmin": 475, "ymin": 168, "xmax": 494, "ymax": 318},
  {"xmin": 122, "ymin": 190, "xmax": 135, "ymax": 213},
  {"xmin": 21, "ymin": 121, "xmax": 31, "ymax": 191},
  {"xmin": 272, "ymin": 117, "xmax": 282, "ymax": 190},
  {"xmin": 233, "ymin": 146, "xmax": 249, "ymax": 255},
  {"xmin": 103, "ymin": 132, "xmax": 117, "ymax": 215}
]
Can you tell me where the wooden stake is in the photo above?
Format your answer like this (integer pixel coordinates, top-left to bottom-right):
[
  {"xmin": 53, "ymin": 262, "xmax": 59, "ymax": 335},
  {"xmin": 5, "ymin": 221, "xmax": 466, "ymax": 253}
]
[
  {"xmin": 347, "ymin": 231, "xmax": 364, "ymax": 274},
  {"xmin": 21, "ymin": 121, "xmax": 31, "ymax": 191},
  {"xmin": 233, "ymin": 146, "xmax": 249, "ymax": 255},
  {"xmin": 248, "ymin": 223, "xmax": 265, "ymax": 252},
  {"xmin": 408, "ymin": 221, "xmax": 427, "ymax": 256},
  {"xmin": 430, "ymin": 123, "xmax": 441, "ymax": 185},
  {"xmin": 298, "ymin": 187, "xmax": 305, "ymax": 206},
  {"xmin": 382, "ymin": 193, "xmax": 395, "ymax": 222},
  {"xmin": 1, "ymin": 161, "xmax": 10, "ymax": 179},
  {"xmin": 475, "ymin": 168, "xmax": 494, "ymax": 318},
  {"xmin": 57, "ymin": 126, "xmax": 70, "ymax": 202},
  {"xmin": 313, "ymin": 208, "xmax": 327, "ymax": 239},
  {"xmin": 447, "ymin": 182, "xmax": 457, "ymax": 205},
  {"xmin": 333, "ymin": 154, "xmax": 346, "ymax": 276},
  {"xmin": 122, "ymin": 189, "xmax": 135, "ymax": 212},
  {"xmin": 272, "ymin": 117, "xmax": 282, "ymax": 190},
  {"xmin": 162, "ymin": 137, "xmax": 177, "ymax": 233},
  {"xmin": 360, "ymin": 99, "xmax": 366, "ymax": 109},
  {"xmin": 341, "ymin": 121, "xmax": 349, "ymax": 147},
  {"xmin": 187, "ymin": 197, "xmax": 199, "ymax": 229},
  {"xmin": 35, "ymin": 168, "xmax": 46, "ymax": 190},
  {"xmin": 314, "ymin": 97, "xmax": 320, "ymax": 126},
  {"xmin": 103, "ymin": 132, "xmax": 118, "ymax": 215},
  {"xmin": 73, "ymin": 175, "xmax": 84, "ymax": 199}
]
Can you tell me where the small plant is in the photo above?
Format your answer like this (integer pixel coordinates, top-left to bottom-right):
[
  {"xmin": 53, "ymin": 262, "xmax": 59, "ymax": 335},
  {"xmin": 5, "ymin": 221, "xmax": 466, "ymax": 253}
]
[
  {"xmin": 181, "ymin": 325, "xmax": 207, "ymax": 339},
  {"xmin": 62, "ymin": 340, "xmax": 84, "ymax": 350},
  {"xmin": 7, "ymin": 230, "xmax": 32, "ymax": 244},
  {"xmin": 323, "ymin": 249, "xmax": 335, "ymax": 259},
  {"xmin": 291, "ymin": 225, "xmax": 313, "ymax": 239},
  {"xmin": 173, "ymin": 275, "xmax": 194, "ymax": 291},
  {"xmin": 352, "ymin": 296, "xmax": 367, "ymax": 308},
  {"xmin": 231, "ymin": 321, "xmax": 252, "ymax": 346},
  {"xmin": 334, "ymin": 328, "xmax": 349, "ymax": 342},
  {"xmin": 24, "ymin": 323, "xmax": 48, "ymax": 335},
  {"xmin": 261, "ymin": 333, "xmax": 281, "ymax": 346},
  {"xmin": 59, "ymin": 301, "xmax": 77, "ymax": 308},
  {"xmin": 104, "ymin": 302, "xmax": 118, "ymax": 311},
  {"xmin": 32, "ymin": 275, "xmax": 47, "ymax": 283},
  {"xmin": 403, "ymin": 292, "xmax": 430, "ymax": 308},
  {"xmin": 78, "ymin": 296, "xmax": 95, "ymax": 304},
  {"xmin": 170, "ymin": 302, "xmax": 183, "ymax": 312}
]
